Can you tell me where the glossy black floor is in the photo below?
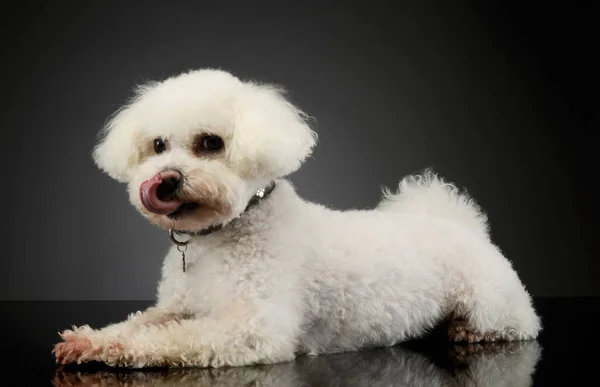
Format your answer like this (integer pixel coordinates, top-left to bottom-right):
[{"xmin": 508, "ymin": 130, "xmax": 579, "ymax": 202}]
[{"xmin": 1, "ymin": 298, "xmax": 598, "ymax": 386}]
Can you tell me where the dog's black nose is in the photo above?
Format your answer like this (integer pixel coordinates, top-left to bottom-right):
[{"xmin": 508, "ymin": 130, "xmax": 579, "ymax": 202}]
[{"xmin": 156, "ymin": 170, "xmax": 182, "ymax": 201}]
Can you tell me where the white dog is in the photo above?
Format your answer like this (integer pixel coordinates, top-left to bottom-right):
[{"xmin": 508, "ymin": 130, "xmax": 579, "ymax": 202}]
[{"xmin": 53, "ymin": 69, "xmax": 541, "ymax": 368}]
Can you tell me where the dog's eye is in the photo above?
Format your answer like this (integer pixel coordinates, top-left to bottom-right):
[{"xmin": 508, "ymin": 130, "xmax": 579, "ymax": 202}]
[
  {"xmin": 154, "ymin": 138, "xmax": 167, "ymax": 154},
  {"xmin": 201, "ymin": 135, "xmax": 224, "ymax": 151}
]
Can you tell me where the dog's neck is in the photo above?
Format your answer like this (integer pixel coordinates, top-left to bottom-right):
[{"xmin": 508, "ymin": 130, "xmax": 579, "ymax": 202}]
[
  {"xmin": 169, "ymin": 181, "xmax": 277, "ymax": 240},
  {"xmin": 168, "ymin": 181, "xmax": 277, "ymax": 273}
]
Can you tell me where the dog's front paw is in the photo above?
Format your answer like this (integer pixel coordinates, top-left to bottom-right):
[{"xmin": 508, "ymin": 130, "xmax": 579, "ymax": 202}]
[
  {"xmin": 53, "ymin": 326, "xmax": 109, "ymax": 365},
  {"xmin": 53, "ymin": 327, "xmax": 96, "ymax": 364},
  {"xmin": 53, "ymin": 327, "xmax": 142, "ymax": 368}
]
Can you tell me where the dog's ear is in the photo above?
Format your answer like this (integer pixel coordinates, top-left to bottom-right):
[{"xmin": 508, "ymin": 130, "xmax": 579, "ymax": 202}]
[
  {"xmin": 230, "ymin": 83, "xmax": 318, "ymax": 178},
  {"xmin": 92, "ymin": 92, "xmax": 146, "ymax": 183}
]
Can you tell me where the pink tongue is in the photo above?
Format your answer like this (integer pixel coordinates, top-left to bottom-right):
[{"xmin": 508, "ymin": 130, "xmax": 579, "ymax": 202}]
[{"xmin": 140, "ymin": 174, "xmax": 182, "ymax": 215}]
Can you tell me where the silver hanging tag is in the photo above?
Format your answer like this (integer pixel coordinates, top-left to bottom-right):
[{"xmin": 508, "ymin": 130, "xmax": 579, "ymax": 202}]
[
  {"xmin": 177, "ymin": 245, "xmax": 187, "ymax": 272},
  {"xmin": 169, "ymin": 229, "xmax": 191, "ymax": 273}
]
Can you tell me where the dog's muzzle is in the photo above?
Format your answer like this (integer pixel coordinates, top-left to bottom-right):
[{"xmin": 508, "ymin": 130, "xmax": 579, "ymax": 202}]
[{"xmin": 139, "ymin": 170, "xmax": 184, "ymax": 215}]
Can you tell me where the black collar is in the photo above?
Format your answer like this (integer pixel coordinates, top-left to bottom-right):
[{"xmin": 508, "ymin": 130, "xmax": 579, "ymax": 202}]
[{"xmin": 169, "ymin": 181, "xmax": 276, "ymax": 244}]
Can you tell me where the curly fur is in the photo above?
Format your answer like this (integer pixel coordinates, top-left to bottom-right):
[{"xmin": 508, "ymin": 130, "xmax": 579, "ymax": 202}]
[
  {"xmin": 54, "ymin": 68, "xmax": 541, "ymax": 368},
  {"xmin": 378, "ymin": 168, "xmax": 490, "ymax": 241}
]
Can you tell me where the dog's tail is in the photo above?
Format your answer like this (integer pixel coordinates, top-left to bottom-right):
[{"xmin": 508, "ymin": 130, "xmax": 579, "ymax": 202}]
[{"xmin": 377, "ymin": 169, "xmax": 490, "ymax": 240}]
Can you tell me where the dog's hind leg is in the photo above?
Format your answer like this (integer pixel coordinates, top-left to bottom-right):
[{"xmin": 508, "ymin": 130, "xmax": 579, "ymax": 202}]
[
  {"xmin": 448, "ymin": 290, "xmax": 540, "ymax": 343},
  {"xmin": 447, "ymin": 247, "xmax": 541, "ymax": 343}
]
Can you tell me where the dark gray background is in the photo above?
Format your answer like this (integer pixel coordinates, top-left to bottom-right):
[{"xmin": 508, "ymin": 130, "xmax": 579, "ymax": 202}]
[{"xmin": 1, "ymin": 0, "xmax": 597, "ymax": 300}]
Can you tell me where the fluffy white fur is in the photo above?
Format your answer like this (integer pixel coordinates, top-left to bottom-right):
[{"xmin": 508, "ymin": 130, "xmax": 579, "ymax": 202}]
[{"xmin": 54, "ymin": 68, "xmax": 541, "ymax": 368}]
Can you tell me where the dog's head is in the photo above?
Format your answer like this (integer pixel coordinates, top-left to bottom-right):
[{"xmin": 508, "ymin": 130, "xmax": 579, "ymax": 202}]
[{"xmin": 92, "ymin": 69, "xmax": 317, "ymax": 231}]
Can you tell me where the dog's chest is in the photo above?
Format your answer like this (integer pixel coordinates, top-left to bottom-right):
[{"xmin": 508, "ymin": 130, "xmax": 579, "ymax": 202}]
[
  {"xmin": 175, "ymin": 247, "xmax": 236, "ymax": 315},
  {"xmin": 175, "ymin": 238, "xmax": 273, "ymax": 316}
]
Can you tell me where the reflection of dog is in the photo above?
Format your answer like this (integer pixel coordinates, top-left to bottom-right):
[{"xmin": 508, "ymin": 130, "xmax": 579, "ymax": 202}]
[
  {"xmin": 53, "ymin": 69, "xmax": 541, "ymax": 368},
  {"xmin": 53, "ymin": 341, "xmax": 542, "ymax": 386}
]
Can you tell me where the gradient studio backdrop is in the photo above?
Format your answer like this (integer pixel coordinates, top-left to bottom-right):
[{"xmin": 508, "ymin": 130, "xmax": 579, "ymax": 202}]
[{"xmin": 0, "ymin": 0, "xmax": 597, "ymax": 300}]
